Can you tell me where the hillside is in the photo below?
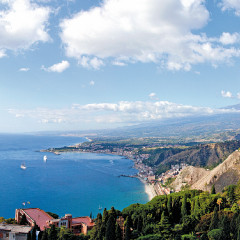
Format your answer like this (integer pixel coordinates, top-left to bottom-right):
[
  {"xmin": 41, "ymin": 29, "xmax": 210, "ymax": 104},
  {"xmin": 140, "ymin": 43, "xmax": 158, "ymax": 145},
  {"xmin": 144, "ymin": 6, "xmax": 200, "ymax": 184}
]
[
  {"xmin": 142, "ymin": 141, "xmax": 240, "ymax": 173},
  {"xmin": 171, "ymin": 150, "xmax": 240, "ymax": 192}
]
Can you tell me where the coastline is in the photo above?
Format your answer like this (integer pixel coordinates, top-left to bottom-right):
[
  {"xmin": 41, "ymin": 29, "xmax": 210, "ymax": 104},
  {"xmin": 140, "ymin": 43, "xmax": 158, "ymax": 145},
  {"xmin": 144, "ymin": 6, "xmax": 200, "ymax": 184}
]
[
  {"xmin": 136, "ymin": 176, "xmax": 157, "ymax": 201},
  {"xmin": 43, "ymin": 139, "xmax": 159, "ymax": 201}
]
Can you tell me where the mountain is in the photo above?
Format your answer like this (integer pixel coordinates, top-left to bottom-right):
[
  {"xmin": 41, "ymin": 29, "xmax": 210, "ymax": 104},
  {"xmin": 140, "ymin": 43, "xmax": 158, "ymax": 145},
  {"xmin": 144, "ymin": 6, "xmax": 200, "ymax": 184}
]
[
  {"xmin": 75, "ymin": 112, "xmax": 240, "ymax": 140},
  {"xmin": 223, "ymin": 104, "xmax": 240, "ymax": 110},
  {"xmin": 143, "ymin": 140, "xmax": 240, "ymax": 171},
  {"xmin": 171, "ymin": 149, "xmax": 240, "ymax": 192}
]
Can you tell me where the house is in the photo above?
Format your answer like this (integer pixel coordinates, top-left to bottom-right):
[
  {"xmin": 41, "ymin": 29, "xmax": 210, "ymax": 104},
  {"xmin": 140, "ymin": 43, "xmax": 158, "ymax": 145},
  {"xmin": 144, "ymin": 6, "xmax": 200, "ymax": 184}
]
[
  {"xmin": 0, "ymin": 223, "xmax": 32, "ymax": 240},
  {"xmin": 15, "ymin": 208, "xmax": 53, "ymax": 231},
  {"xmin": 15, "ymin": 208, "xmax": 94, "ymax": 235},
  {"xmin": 48, "ymin": 214, "xmax": 95, "ymax": 235}
]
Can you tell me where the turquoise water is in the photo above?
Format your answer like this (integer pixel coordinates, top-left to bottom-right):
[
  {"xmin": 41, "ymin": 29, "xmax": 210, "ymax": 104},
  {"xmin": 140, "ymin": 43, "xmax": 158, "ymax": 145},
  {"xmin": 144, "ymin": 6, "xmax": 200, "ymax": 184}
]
[{"xmin": 0, "ymin": 134, "xmax": 148, "ymax": 218}]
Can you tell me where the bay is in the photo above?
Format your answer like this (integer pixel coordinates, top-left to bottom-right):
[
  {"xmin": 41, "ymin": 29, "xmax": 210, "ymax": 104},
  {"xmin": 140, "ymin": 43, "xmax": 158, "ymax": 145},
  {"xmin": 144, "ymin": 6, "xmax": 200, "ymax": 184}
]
[{"xmin": 0, "ymin": 134, "xmax": 148, "ymax": 219}]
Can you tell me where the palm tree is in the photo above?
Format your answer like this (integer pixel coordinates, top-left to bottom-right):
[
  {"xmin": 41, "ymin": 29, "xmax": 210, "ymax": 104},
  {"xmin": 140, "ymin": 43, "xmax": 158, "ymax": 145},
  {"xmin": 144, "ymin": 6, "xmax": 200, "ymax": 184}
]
[{"xmin": 217, "ymin": 198, "xmax": 222, "ymax": 211}]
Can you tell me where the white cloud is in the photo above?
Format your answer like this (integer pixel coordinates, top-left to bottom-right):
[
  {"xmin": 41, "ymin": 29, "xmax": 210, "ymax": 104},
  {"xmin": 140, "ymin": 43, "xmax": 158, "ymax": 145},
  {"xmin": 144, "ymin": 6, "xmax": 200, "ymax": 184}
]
[
  {"xmin": 8, "ymin": 100, "xmax": 239, "ymax": 126},
  {"xmin": 149, "ymin": 92, "xmax": 158, "ymax": 100},
  {"xmin": 0, "ymin": 0, "xmax": 50, "ymax": 53},
  {"xmin": 237, "ymin": 92, "xmax": 240, "ymax": 99},
  {"xmin": 89, "ymin": 80, "xmax": 95, "ymax": 86},
  {"xmin": 19, "ymin": 67, "xmax": 30, "ymax": 72},
  {"xmin": 220, "ymin": 0, "xmax": 240, "ymax": 15},
  {"xmin": 221, "ymin": 90, "xmax": 233, "ymax": 98},
  {"xmin": 112, "ymin": 61, "xmax": 126, "ymax": 66},
  {"xmin": 60, "ymin": 0, "xmax": 240, "ymax": 70},
  {"xmin": 219, "ymin": 32, "xmax": 240, "ymax": 45},
  {"xmin": 78, "ymin": 56, "xmax": 104, "ymax": 70},
  {"xmin": 0, "ymin": 49, "xmax": 6, "ymax": 58},
  {"xmin": 42, "ymin": 60, "xmax": 70, "ymax": 73}
]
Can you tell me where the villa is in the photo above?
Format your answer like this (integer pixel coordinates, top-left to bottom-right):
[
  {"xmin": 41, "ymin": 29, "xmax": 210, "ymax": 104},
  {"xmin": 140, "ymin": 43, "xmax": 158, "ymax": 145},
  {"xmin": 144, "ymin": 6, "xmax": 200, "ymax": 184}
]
[{"xmin": 15, "ymin": 208, "xmax": 94, "ymax": 235}]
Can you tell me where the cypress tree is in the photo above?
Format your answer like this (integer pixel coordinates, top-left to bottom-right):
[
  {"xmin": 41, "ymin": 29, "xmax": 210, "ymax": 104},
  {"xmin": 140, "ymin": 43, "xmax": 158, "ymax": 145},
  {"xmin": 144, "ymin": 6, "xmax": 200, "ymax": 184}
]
[
  {"xmin": 27, "ymin": 231, "xmax": 31, "ymax": 240},
  {"xmin": 31, "ymin": 226, "xmax": 36, "ymax": 240},
  {"xmin": 116, "ymin": 224, "xmax": 122, "ymax": 240},
  {"xmin": 159, "ymin": 211, "xmax": 171, "ymax": 237},
  {"xmin": 137, "ymin": 216, "xmax": 143, "ymax": 232},
  {"xmin": 181, "ymin": 194, "xmax": 188, "ymax": 219},
  {"xmin": 41, "ymin": 229, "xmax": 48, "ymax": 240},
  {"xmin": 209, "ymin": 207, "xmax": 219, "ymax": 230},
  {"xmin": 110, "ymin": 206, "xmax": 117, "ymax": 221},
  {"xmin": 237, "ymin": 227, "xmax": 240, "ymax": 240},
  {"xmin": 49, "ymin": 225, "xmax": 57, "ymax": 240},
  {"xmin": 193, "ymin": 197, "xmax": 201, "ymax": 219},
  {"xmin": 167, "ymin": 195, "xmax": 172, "ymax": 216},
  {"xmin": 124, "ymin": 216, "xmax": 131, "ymax": 240},
  {"xmin": 38, "ymin": 231, "xmax": 43, "ymax": 240},
  {"xmin": 220, "ymin": 215, "xmax": 230, "ymax": 240},
  {"xmin": 211, "ymin": 185, "xmax": 216, "ymax": 194},
  {"xmin": 102, "ymin": 208, "xmax": 109, "ymax": 225},
  {"xmin": 105, "ymin": 215, "xmax": 116, "ymax": 240}
]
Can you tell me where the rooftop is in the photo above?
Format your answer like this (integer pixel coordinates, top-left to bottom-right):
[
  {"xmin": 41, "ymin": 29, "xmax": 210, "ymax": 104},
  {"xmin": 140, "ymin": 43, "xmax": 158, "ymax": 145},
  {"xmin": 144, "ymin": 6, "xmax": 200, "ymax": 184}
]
[
  {"xmin": 0, "ymin": 223, "xmax": 32, "ymax": 234},
  {"xmin": 72, "ymin": 217, "xmax": 95, "ymax": 227},
  {"xmin": 22, "ymin": 208, "xmax": 54, "ymax": 231}
]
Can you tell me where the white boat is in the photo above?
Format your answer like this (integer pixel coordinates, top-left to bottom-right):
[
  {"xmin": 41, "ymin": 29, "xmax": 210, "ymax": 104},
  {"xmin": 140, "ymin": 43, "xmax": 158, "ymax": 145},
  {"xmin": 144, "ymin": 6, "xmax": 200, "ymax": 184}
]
[
  {"xmin": 98, "ymin": 205, "xmax": 102, "ymax": 210},
  {"xmin": 20, "ymin": 163, "xmax": 26, "ymax": 170},
  {"xmin": 43, "ymin": 155, "xmax": 47, "ymax": 162}
]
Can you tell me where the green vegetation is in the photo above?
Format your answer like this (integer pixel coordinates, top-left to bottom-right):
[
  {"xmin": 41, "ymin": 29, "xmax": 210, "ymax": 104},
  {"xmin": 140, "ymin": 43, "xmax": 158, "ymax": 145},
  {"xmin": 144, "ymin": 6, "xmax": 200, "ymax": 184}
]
[
  {"xmin": 87, "ymin": 181, "xmax": 240, "ymax": 240},
  {"xmin": 39, "ymin": 225, "xmax": 88, "ymax": 240}
]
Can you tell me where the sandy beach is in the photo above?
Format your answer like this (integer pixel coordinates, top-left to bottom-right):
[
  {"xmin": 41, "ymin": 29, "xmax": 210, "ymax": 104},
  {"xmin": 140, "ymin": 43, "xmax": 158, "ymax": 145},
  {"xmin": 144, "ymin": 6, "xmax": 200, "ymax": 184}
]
[{"xmin": 136, "ymin": 176, "xmax": 157, "ymax": 200}]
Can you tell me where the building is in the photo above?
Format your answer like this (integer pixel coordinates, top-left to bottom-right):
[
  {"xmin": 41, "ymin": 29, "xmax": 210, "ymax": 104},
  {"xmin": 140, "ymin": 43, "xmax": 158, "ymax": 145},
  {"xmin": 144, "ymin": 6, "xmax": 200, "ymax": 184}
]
[
  {"xmin": 0, "ymin": 223, "xmax": 32, "ymax": 240},
  {"xmin": 49, "ymin": 214, "xmax": 95, "ymax": 235},
  {"xmin": 15, "ymin": 208, "xmax": 95, "ymax": 235},
  {"xmin": 15, "ymin": 208, "xmax": 53, "ymax": 231}
]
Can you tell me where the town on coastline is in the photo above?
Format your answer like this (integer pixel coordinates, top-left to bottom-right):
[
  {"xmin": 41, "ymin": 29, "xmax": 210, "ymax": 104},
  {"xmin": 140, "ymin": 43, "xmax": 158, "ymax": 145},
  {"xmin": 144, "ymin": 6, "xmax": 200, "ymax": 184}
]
[{"xmin": 43, "ymin": 140, "xmax": 189, "ymax": 199}]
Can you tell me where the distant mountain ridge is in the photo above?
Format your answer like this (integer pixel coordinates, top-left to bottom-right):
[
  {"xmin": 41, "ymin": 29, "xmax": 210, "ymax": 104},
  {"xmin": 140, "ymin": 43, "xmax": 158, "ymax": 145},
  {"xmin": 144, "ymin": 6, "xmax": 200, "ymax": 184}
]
[{"xmin": 223, "ymin": 104, "xmax": 240, "ymax": 110}]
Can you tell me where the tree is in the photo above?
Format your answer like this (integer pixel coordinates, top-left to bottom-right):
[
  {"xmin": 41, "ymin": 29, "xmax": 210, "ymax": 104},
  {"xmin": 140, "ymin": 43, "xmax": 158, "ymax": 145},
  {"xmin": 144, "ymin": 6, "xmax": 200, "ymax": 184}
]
[
  {"xmin": 27, "ymin": 232, "xmax": 31, "ymax": 240},
  {"xmin": 105, "ymin": 215, "xmax": 116, "ymax": 240},
  {"xmin": 227, "ymin": 185, "xmax": 236, "ymax": 204},
  {"xmin": 41, "ymin": 229, "xmax": 48, "ymax": 240},
  {"xmin": 217, "ymin": 198, "xmax": 222, "ymax": 211},
  {"xmin": 207, "ymin": 229, "xmax": 222, "ymax": 240},
  {"xmin": 20, "ymin": 214, "xmax": 28, "ymax": 225},
  {"xmin": 209, "ymin": 207, "xmax": 218, "ymax": 230},
  {"xmin": 31, "ymin": 226, "xmax": 37, "ymax": 240},
  {"xmin": 102, "ymin": 208, "xmax": 109, "ymax": 225},
  {"xmin": 181, "ymin": 194, "xmax": 188, "ymax": 220},
  {"xmin": 124, "ymin": 216, "xmax": 131, "ymax": 240},
  {"xmin": 211, "ymin": 185, "xmax": 216, "ymax": 194},
  {"xmin": 46, "ymin": 212, "xmax": 59, "ymax": 219},
  {"xmin": 167, "ymin": 195, "xmax": 172, "ymax": 217},
  {"xmin": 116, "ymin": 224, "xmax": 122, "ymax": 240},
  {"xmin": 48, "ymin": 224, "xmax": 58, "ymax": 240}
]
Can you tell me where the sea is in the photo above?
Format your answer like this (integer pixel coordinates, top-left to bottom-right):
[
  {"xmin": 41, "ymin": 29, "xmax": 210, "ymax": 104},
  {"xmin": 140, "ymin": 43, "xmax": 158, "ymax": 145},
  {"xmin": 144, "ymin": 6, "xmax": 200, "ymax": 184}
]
[{"xmin": 0, "ymin": 134, "xmax": 149, "ymax": 219}]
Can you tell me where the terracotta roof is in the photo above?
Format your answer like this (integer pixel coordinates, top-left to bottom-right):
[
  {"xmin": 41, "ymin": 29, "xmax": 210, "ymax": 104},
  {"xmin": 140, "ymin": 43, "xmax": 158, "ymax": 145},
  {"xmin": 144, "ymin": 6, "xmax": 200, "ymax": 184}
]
[
  {"xmin": 23, "ymin": 208, "xmax": 53, "ymax": 231},
  {"xmin": 72, "ymin": 217, "xmax": 94, "ymax": 227},
  {"xmin": 0, "ymin": 224, "xmax": 32, "ymax": 234}
]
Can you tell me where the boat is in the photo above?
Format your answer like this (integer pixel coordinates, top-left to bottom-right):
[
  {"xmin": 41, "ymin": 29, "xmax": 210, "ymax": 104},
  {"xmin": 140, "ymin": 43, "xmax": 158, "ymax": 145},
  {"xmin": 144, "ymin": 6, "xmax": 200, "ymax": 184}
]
[
  {"xmin": 43, "ymin": 155, "xmax": 47, "ymax": 162},
  {"xmin": 98, "ymin": 205, "xmax": 102, "ymax": 210},
  {"xmin": 20, "ymin": 163, "xmax": 26, "ymax": 170}
]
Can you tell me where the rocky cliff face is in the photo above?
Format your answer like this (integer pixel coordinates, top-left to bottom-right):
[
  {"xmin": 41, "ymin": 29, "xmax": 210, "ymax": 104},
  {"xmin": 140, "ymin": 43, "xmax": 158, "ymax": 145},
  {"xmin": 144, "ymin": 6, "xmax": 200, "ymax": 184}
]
[
  {"xmin": 171, "ymin": 150, "xmax": 240, "ymax": 192},
  {"xmin": 161, "ymin": 141, "xmax": 240, "ymax": 168}
]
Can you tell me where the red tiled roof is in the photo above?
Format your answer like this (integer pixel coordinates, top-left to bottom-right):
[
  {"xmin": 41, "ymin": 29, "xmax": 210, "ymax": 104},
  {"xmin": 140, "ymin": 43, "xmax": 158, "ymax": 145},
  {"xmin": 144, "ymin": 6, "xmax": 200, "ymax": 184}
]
[
  {"xmin": 23, "ymin": 208, "xmax": 53, "ymax": 231},
  {"xmin": 72, "ymin": 217, "xmax": 94, "ymax": 227}
]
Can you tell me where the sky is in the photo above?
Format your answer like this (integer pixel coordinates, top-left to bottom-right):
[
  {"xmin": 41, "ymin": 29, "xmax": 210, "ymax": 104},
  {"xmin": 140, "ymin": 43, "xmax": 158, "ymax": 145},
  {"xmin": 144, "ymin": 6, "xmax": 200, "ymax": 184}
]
[{"xmin": 1, "ymin": 0, "xmax": 240, "ymax": 133}]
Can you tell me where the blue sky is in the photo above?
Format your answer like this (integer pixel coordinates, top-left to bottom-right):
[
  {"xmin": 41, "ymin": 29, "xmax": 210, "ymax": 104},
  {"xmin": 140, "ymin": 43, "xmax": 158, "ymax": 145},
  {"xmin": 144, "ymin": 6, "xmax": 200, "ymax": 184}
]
[{"xmin": 1, "ymin": 0, "xmax": 240, "ymax": 133}]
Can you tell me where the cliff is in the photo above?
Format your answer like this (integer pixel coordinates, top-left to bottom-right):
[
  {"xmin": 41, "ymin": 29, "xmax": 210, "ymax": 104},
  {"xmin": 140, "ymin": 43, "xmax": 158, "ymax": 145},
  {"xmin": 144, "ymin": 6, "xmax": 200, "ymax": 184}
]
[{"xmin": 171, "ymin": 150, "xmax": 240, "ymax": 192}]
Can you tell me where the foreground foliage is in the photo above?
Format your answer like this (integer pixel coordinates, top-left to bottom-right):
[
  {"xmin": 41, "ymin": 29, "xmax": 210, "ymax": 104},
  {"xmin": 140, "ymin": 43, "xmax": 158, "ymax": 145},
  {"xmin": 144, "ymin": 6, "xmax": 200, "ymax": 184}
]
[{"xmin": 88, "ymin": 181, "xmax": 240, "ymax": 240}]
